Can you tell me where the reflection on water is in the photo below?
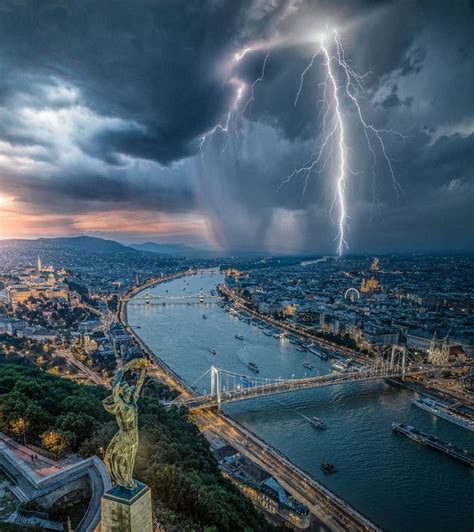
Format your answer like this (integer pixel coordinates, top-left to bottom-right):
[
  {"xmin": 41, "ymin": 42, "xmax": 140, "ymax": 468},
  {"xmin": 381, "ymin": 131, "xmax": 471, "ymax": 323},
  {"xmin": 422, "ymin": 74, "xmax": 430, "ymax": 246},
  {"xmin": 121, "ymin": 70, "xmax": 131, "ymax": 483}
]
[{"xmin": 129, "ymin": 272, "xmax": 474, "ymax": 532}]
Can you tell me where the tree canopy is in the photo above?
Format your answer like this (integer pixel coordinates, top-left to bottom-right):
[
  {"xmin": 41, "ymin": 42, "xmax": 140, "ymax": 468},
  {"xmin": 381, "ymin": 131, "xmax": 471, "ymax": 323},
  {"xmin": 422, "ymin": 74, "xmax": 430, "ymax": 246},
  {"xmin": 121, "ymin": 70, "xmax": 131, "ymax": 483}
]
[{"xmin": 0, "ymin": 362, "xmax": 277, "ymax": 531}]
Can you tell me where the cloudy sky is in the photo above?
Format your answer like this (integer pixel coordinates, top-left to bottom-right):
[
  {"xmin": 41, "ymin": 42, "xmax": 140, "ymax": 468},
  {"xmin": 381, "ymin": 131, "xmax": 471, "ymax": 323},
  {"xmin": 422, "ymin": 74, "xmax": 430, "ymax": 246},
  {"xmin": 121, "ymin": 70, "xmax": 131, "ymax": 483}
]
[{"xmin": 0, "ymin": 0, "xmax": 472, "ymax": 254}]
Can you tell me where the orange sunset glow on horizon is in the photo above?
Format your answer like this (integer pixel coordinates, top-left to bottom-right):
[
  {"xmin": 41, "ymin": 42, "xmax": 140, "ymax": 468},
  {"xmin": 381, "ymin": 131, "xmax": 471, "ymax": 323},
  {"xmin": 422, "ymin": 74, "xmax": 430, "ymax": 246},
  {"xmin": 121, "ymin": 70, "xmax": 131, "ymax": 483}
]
[{"xmin": 0, "ymin": 197, "xmax": 214, "ymax": 245}]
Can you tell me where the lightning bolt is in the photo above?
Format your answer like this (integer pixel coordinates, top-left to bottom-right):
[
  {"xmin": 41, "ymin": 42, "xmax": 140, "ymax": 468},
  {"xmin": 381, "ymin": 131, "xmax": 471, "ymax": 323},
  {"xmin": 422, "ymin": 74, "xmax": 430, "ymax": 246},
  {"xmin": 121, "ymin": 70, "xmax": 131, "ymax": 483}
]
[
  {"xmin": 199, "ymin": 47, "xmax": 270, "ymax": 162},
  {"xmin": 242, "ymin": 47, "xmax": 270, "ymax": 116},
  {"xmin": 235, "ymin": 47, "xmax": 253, "ymax": 62},
  {"xmin": 199, "ymin": 78, "xmax": 245, "ymax": 162},
  {"xmin": 284, "ymin": 30, "xmax": 404, "ymax": 256}
]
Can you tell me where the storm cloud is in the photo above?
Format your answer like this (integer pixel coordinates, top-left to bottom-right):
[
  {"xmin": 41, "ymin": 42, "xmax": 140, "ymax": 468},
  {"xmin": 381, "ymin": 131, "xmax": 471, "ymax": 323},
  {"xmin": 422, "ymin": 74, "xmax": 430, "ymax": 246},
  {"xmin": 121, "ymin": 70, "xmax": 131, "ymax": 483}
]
[{"xmin": 0, "ymin": 0, "xmax": 472, "ymax": 252}]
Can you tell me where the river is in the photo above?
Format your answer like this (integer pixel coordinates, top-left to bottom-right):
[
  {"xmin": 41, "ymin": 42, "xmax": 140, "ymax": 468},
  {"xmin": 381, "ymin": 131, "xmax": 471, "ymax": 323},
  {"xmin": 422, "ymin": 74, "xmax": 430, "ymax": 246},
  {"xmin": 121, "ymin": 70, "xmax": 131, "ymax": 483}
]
[{"xmin": 128, "ymin": 271, "xmax": 474, "ymax": 531}]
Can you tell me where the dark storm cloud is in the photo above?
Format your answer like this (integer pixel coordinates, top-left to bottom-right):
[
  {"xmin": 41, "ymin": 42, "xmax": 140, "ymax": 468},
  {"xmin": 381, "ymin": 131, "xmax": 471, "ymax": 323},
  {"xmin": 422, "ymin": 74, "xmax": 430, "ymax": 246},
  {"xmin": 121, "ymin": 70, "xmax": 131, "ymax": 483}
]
[
  {"xmin": 0, "ymin": 0, "xmax": 472, "ymax": 251},
  {"xmin": 0, "ymin": 164, "xmax": 197, "ymax": 216},
  {"xmin": 33, "ymin": 172, "xmax": 196, "ymax": 215},
  {"xmin": 0, "ymin": 0, "xmax": 255, "ymax": 164},
  {"xmin": 199, "ymin": 0, "xmax": 474, "ymax": 253},
  {"xmin": 378, "ymin": 85, "xmax": 412, "ymax": 109}
]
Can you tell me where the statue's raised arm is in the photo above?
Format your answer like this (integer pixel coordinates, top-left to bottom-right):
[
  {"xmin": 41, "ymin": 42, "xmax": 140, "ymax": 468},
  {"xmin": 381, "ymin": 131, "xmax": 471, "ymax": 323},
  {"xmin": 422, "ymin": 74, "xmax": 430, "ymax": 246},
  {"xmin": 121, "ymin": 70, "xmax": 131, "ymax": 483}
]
[{"xmin": 102, "ymin": 358, "xmax": 151, "ymax": 490}]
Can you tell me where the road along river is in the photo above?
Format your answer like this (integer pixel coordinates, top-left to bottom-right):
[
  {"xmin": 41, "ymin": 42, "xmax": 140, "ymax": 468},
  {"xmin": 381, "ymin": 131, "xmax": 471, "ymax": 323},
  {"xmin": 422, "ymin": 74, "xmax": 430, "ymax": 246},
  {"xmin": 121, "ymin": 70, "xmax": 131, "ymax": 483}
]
[{"xmin": 127, "ymin": 271, "xmax": 474, "ymax": 532}]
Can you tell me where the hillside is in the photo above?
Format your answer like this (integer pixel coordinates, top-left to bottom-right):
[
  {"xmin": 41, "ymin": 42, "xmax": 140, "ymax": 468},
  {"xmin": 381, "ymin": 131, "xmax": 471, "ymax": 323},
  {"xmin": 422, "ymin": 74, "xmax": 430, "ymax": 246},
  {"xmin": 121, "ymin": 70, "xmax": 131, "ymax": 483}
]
[
  {"xmin": 129, "ymin": 241, "xmax": 197, "ymax": 256},
  {"xmin": 0, "ymin": 361, "xmax": 277, "ymax": 532},
  {"xmin": 0, "ymin": 236, "xmax": 136, "ymax": 254}
]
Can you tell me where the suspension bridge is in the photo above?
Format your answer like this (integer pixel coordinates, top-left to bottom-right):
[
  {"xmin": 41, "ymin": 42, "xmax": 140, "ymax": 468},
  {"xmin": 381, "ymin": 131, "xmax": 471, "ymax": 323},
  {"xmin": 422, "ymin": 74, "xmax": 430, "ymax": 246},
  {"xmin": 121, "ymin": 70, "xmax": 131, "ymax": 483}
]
[
  {"xmin": 179, "ymin": 346, "xmax": 430, "ymax": 410},
  {"xmin": 127, "ymin": 288, "xmax": 220, "ymax": 305}
]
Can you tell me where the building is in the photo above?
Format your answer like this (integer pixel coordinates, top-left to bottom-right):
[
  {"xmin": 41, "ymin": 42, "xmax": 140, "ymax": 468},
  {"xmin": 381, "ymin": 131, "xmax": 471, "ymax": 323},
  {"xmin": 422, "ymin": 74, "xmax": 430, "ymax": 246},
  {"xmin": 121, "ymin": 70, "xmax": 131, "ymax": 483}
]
[
  {"xmin": 36, "ymin": 255, "xmax": 54, "ymax": 273},
  {"xmin": 406, "ymin": 329, "xmax": 433, "ymax": 352},
  {"xmin": 0, "ymin": 316, "xmax": 27, "ymax": 335},
  {"xmin": 281, "ymin": 302, "xmax": 297, "ymax": 317},
  {"xmin": 18, "ymin": 326, "xmax": 58, "ymax": 342},
  {"xmin": 449, "ymin": 336, "xmax": 474, "ymax": 357},
  {"xmin": 218, "ymin": 453, "xmax": 310, "ymax": 529},
  {"xmin": 363, "ymin": 325, "xmax": 399, "ymax": 350},
  {"xmin": 78, "ymin": 319, "xmax": 102, "ymax": 333},
  {"xmin": 324, "ymin": 318, "xmax": 340, "ymax": 335},
  {"xmin": 360, "ymin": 277, "xmax": 379, "ymax": 293},
  {"xmin": 109, "ymin": 323, "xmax": 134, "ymax": 357},
  {"xmin": 428, "ymin": 337, "xmax": 466, "ymax": 366},
  {"xmin": 370, "ymin": 257, "xmax": 380, "ymax": 272},
  {"xmin": 7, "ymin": 284, "xmax": 68, "ymax": 308},
  {"xmin": 295, "ymin": 308, "xmax": 320, "ymax": 325}
]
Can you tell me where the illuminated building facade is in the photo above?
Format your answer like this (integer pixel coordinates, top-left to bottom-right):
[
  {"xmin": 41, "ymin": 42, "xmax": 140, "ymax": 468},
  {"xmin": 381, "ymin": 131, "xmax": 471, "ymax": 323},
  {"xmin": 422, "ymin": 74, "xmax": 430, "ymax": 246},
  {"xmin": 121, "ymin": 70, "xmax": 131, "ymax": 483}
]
[
  {"xmin": 428, "ymin": 337, "xmax": 466, "ymax": 366},
  {"xmin": 360, "ymin": 277, "xmax": 379, "ymax": 293}
]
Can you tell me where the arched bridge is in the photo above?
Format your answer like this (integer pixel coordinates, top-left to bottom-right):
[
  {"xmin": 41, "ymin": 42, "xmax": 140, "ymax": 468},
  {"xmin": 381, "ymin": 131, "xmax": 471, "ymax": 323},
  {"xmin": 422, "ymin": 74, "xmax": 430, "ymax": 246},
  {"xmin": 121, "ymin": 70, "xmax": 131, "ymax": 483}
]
[{"xmin": 179, "ymin": 346, "xmax": 430, "ymax": 410}]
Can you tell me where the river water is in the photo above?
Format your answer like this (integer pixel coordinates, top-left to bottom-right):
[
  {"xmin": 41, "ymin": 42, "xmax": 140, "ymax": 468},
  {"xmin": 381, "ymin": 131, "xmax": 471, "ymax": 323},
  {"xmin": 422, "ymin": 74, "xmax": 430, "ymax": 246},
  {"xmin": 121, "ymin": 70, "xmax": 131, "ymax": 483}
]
[{"xmin": 128, "ymin": 271, "xmax": 473, "ymax": 531}]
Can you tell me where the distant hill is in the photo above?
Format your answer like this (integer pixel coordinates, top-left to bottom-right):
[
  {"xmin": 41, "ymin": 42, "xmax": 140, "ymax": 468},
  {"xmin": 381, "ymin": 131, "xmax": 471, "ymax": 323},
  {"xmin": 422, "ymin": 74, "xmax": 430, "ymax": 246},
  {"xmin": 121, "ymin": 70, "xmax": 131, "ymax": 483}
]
[
  {"xmin": 0, "ymin": 236, "xmax": 136, "ymax": 254},
  {"xmin": 129, "ymin": 241, "xmax": 199, "ymax": 256}
]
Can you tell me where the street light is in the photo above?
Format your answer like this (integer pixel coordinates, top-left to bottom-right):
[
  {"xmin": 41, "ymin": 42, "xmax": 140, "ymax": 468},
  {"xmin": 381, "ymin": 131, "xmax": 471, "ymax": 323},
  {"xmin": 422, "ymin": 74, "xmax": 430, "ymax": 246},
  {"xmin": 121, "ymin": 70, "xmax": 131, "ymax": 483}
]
[{"xmin": 19, "ymin": 417, "xmax": 26, "ymax": 446}]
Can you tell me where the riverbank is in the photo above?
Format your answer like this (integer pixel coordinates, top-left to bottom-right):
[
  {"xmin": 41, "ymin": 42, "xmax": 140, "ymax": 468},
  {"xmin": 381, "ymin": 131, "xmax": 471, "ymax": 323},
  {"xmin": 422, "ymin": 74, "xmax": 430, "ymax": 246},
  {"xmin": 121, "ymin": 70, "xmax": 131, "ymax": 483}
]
[
  {"xmin": 218, "ymin": 283, "xmax": 367, "ymax": 364},
  {"xmin": 120, "ymin": 273, "xmax": 380, "ymax": 532},
  {"xmin": 126, "ymin": 270, "xmax": 474, "ymax": 531},
  {"xmin": 221, "ymin": 284, "xmax": 474, "ymax": 411},
  {"xmin": 387, "ymin": 378, "xmax": 474, "ymax": 416}
]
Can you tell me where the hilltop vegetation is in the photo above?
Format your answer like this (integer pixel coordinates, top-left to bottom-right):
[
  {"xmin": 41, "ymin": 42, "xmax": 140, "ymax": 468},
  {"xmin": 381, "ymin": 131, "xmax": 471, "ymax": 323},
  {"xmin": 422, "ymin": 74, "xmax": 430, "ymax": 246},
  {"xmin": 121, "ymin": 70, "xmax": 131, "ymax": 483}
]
[
  {"xmin": 0, "ymin": 362, "xmax": 276, "ymax": 531},
  {"xmin": 0, "ymin": 236, "xmax": 135, "ymax": 254}
]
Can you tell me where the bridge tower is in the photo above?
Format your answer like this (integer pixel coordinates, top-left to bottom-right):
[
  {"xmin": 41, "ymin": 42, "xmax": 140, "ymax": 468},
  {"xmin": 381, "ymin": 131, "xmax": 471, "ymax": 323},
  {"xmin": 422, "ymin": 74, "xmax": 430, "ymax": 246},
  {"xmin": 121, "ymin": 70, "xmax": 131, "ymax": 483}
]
[
  {"xmin": 145, "ymin": 292, "xmax": 151, "ymax": 304},
  {"xmin": 199, "ymin": 289, "xmax": 205, "ymax": 304},
  {"xmin": 390, "ymin": 345, "xmax": 406, "ymax": 379},
  {"xmin": 210, "ymin": 366, "xmax": 221, "ymax": 408}
]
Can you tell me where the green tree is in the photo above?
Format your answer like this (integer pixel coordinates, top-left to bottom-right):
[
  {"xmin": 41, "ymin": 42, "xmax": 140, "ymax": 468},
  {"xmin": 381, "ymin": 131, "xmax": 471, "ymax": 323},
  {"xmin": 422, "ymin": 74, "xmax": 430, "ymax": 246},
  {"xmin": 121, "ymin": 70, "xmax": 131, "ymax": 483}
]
[{"xmin": 41, "ymin": 430, "xmax": 71, "ymax": 457}]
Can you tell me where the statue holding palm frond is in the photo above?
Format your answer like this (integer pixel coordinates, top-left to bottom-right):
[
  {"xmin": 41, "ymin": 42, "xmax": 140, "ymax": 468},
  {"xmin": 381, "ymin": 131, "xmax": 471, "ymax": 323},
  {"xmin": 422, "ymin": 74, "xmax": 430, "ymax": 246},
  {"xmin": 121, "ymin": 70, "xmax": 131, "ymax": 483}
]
[{"xmin": 103, "ymin": 358, "xmax": 150, "ymax": 489}]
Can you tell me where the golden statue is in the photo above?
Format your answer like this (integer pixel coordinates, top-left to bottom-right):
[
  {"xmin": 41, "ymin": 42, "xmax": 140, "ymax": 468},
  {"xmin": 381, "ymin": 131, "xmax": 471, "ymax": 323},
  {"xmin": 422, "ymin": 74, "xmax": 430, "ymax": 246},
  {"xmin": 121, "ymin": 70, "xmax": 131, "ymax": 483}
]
[{"xmin": 103, "ymin": 358, "xmax": 150, "ymax": 490}]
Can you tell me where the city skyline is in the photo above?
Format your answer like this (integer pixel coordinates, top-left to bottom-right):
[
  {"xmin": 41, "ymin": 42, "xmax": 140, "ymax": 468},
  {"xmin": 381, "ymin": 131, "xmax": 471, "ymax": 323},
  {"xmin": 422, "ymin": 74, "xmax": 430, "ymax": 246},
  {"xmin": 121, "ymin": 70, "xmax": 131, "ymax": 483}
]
[
  {"xmin": 0, "ymin": 4, "xmax": 472, "ymax": 528},
  {"xmin": 1, "ymin": 246, "xmax": 472, "ymax": 531},
  {"xmin": 0, "ymin": 0, "xmax": 472, "ymax": 254}
]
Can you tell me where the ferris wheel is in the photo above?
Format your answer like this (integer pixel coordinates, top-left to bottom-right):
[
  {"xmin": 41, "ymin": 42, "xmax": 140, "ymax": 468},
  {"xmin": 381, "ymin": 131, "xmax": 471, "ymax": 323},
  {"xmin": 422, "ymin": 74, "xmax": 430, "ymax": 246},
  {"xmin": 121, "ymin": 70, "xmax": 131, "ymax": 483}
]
[{"xmin": 344, "ymin": 287, "xmax": 360, "ymax": 302}]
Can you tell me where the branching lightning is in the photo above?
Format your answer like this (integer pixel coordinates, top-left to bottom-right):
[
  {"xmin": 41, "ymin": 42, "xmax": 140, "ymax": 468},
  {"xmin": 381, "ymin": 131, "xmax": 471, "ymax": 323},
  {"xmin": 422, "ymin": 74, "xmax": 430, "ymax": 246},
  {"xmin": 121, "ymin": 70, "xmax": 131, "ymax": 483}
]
[
  {"xmin": 242, "ymin": 48, "xmax": 270, "ymax": 116},
  {"xmin": 284, "ymin": 30, "xmax": 404, "ymax": 256},
  {"xmin": 199, "ymin": 46, "xmax": 270, "ymax": 162},
  {"xmin": 199, "ymin": 78, "xmax": 245, "ymax": 161},
  {"xmin": 199, "ymin": 30, "xmax": 403, "ymax": 256}
]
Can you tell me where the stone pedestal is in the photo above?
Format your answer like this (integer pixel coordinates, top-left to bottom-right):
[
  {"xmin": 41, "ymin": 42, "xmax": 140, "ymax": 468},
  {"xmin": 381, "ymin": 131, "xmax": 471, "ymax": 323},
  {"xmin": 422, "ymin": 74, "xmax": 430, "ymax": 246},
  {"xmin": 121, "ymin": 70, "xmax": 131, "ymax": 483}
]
[{"xmin": 100, "ymin": 481, "xmax": 152, "ymax": 532}]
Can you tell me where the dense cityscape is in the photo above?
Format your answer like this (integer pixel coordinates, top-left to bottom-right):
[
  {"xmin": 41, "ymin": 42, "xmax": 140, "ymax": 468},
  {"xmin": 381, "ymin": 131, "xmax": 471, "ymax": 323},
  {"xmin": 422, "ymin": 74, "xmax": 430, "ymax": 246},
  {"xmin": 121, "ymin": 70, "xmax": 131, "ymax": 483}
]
[
  {"xmin": 0, "ymin": 1, "xmax": 473, "ymax": 531},
  {"xmin": 0, "ymin": 237, "xmax": 472, "ymax": 530}
]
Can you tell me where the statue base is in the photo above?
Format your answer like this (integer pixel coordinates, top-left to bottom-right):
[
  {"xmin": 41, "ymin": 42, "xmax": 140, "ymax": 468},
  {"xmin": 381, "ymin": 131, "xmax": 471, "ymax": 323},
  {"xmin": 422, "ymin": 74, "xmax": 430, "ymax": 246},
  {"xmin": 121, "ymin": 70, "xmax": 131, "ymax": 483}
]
[{"xmin": 100, "ymin": 481, "xmax": 152, "ymax": 532}]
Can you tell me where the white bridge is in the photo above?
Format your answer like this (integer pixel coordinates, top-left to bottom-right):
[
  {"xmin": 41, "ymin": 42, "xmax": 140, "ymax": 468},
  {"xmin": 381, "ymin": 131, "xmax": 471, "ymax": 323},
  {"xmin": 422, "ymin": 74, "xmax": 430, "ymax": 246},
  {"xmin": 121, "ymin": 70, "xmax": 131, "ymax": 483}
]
[
  {"xmin": 128, "ymin": 289, "xmax": 220, "ymax": 305},
  {"xmin": 180, "ymin": 346, "xmax": 430, "ymax": 410}
]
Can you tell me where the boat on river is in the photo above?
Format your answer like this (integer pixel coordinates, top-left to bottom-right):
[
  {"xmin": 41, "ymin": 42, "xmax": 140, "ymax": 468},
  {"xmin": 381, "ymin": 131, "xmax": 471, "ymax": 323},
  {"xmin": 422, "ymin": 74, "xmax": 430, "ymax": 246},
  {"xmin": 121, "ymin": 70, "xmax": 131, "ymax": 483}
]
[
  {"xmin": 235, "ymin": 334, "xmax": 244, "ymax": 340},
  {"xmin": 247, "ymin": 362, "xmax": 259, "ymax": 373},
  {"xmin": 309, "ymin": 346, "xmax": 328, "ymax": 360},
  {"xmin": 208, "ymin": 348, "xmax": 216, "ymax": 356},
  {"xmin": 321, "ymin": 461, "xmax": 336, "ymax": 474},
  {"xmin": 331, "ymin": 360, "xmax": 348, "ymax": 372},
  {"xmin": 392, "ymin": 422, "xmax": 474, "ymax": 467},
  {"xmin": 309, "ymin": 416, "xmax": 326, "ymax": 429},
  {"xmin": 303, "ymin": 362, "xmax": 314, "ymax": 371},
  {"xmin": 239, "ymin": 376, "xmax": 254, "ymax": 388},
  {"xmin": 413, "ymin": 398, "xmax": 474, "ymax": 432}
]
